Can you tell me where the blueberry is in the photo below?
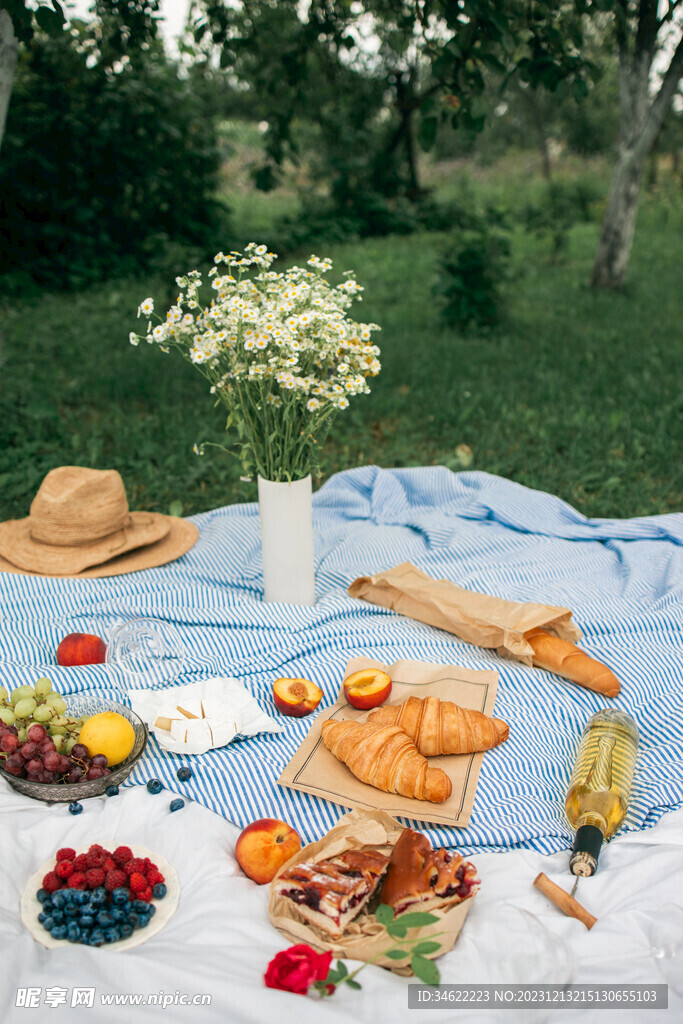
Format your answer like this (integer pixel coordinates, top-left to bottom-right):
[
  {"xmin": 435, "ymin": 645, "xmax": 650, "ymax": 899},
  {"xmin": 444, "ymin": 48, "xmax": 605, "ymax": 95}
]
[
  {"xmin": 119, "ymin": 923, "xmax": 134, "ymax": 938},
  {"xmin": 91, "ymin": 887, "xmax": 107, "ymax": 906},
  {"xmin": 51, "ymin": 909, "xmax": 65, "ymax": 924},
  {"xmin": 131, "ymin": 900, "xmax": 149, "ymax": 913},
  {"xmin": 51, "ymin": 892, "xmax": 65, "ymax": 910},
  {"xmin": 89, "ymin": 928, "xmax": 105, "ymax": 947},
  {"xmin": 147, "ymin": 904, "xmax": 156, "ymax": 918},
  {"xmin": 50, "ymin": 924, "xmax": 68, "ymax": 940},
  {"xmin": 136, "ymin": 913, "xmax": 151, "ymax": 928},
  {"xmin": 67, "ymin": 924, "xmax": 81, "ymax": 943},
  {"xmin": 146, "ymin": 779, "xmax": 163, "ymax": 794},
  {"xmin": 105, "ymin": 784, "xmax": 119, "ymax": 797},
  {"xmin": 36, "ymin": 889, "xmax": 50, "ymax": 904},
  {"xmin": 152, "ymin": 883, "xmax": 167, "ymax": 900},
  {"xmin": 111, "ymin": 907, "xmax": 127, "ymax": 924},
  {"xmin": 65, "ymin": 903, "xmax": 80, "ymax": 918},
  {"xmin": 169, "ymin": 798, "xmax": 185, "ymax": 813},
  {"xmin": 111, "ymin": 888, "xmax": 129, "ymax": 905},
  {"xmin": 74, "ymin": 890, "xmax": 90, "ymax": 905},
  {"xmin": 41, "ymin": 915, "xmax": 55, "ymax": 931},
  {"xmin": 79, "ymin": 914, "xmax": 95, "ymax": 929},
  {"xmin": 68, "ymin": 801, "xmax": 83, "ymax": 815},
  {"xmin": 96, "ymin": 911, "xmax": 114, "ymax": 927},
  {"xmin": 37, "ymin": 912, "xmax": 47, "ymax": 924},
  {"xmin": 176, "ymin": 767, "xmax": 192, "ymax": 782},
  {"xmin": 127, "ymin": 912, "xmax": 140, "ymax": 927},
  {"xmin": 104, "ymin": 927, "xmax": 121, "ymax": 943}
]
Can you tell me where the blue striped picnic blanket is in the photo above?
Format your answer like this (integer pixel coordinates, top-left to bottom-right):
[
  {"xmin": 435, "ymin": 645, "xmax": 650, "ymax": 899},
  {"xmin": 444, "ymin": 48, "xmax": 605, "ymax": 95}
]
[{"xmin": 1, "ymin": 466, "xmax": 681, "ymax": 855}]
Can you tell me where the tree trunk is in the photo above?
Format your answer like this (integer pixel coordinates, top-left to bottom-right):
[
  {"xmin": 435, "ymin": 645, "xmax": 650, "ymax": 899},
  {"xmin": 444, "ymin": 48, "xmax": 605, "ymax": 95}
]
[
  {"xmin": 0, "ymin": 10, "xmax": 18, "ymax": 157},
  {"xmin": 590, "ymin": 145, "xmax": 646, "ymax": 289}
]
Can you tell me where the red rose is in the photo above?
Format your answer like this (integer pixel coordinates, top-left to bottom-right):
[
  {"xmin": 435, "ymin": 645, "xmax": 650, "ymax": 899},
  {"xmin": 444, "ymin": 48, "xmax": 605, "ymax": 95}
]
[{"xmin": 264, "ymin": 944, "xmax": 333, "ymax": 996}]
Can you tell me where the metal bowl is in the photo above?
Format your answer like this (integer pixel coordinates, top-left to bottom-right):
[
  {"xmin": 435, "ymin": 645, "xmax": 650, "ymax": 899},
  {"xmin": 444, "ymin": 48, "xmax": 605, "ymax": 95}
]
[{"xmin": 0, "ymin": 697, "xmax": 147, "ymax": 803}]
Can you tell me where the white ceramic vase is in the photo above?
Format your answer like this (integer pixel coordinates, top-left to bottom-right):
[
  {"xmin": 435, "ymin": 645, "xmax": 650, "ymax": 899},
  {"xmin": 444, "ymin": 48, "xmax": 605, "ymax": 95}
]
[{"xmin": 257, "ymin": 474, "xmax": 316, "ymax": 605}]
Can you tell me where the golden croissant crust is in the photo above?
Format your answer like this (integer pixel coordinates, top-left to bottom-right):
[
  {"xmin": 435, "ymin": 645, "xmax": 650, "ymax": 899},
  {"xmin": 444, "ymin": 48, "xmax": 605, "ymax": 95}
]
[
  {"xmin": 320, "ymin": 719, "xmax": 452, "ymax": 803},
  {"xmin": 367, "ymin": 695, "xmax": 509, "ymax": 756}
]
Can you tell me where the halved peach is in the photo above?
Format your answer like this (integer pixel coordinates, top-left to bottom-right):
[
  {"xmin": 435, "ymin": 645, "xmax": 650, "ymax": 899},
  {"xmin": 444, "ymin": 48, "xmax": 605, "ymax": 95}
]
[
  {"xmin": 272, "ymin": 677, "xmax": 323, "ymax": 717},
  {"xmin": 343, "ymin": 668, "xmax": 392, "ymax": 710}
]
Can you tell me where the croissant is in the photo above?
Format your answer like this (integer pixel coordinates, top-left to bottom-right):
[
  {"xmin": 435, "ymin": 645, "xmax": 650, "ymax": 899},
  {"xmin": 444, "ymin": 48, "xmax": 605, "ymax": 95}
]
[
  {"xmin": 367, "ymin": 696, "xmax": 509, "ymax": 756},
  {"xmin": 320, "ymin": 720, "xmax": 452, "ymax": 803}
]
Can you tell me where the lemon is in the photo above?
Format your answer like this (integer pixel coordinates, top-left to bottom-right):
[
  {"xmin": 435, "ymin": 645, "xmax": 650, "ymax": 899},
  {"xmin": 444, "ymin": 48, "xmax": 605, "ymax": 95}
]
[{"xmin": 78, "ymin": 711, "xmax": 135, "ymax": 767}]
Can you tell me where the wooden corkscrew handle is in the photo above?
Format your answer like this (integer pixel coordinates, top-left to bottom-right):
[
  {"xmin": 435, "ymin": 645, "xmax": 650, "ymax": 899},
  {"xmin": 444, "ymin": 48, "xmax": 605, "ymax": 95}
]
[{"xmin": 533, "ymin": 872, "xmax": 598, "ymax": 930}]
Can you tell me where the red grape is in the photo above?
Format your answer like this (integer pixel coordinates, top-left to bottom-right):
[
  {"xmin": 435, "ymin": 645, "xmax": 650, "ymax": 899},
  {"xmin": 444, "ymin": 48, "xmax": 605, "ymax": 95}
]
[
  {"xmin": 66, "ymin": 768, "xmax": 83, "ymax": 783},
  {"xmin": 25, "ymin": 758, "xmax": 43, "ymax": 775},
  {"xmin": 86, "ymin": 766, "xmax": 105, "ymax": 780},
  {"xmin": 20, "ymin": 742, "xmax": 38, "ymax": 760},
  {"xmin": 27, "ymin": 724, "xmax": 47, "ymax": 743},
  {"xmin": 71, "ymin": 744, "xmax": 88, "ymax": 759},
  {"xmin": 91, "ymin": 754, "xmax": 108, "ymax": 768},
  {"xmin": 0, "ymin": 733, "xmax": 18, "ymax": 753},
  {"xmin": 43, "ymin": 751, "xmax": 61, "ymax": 771}
]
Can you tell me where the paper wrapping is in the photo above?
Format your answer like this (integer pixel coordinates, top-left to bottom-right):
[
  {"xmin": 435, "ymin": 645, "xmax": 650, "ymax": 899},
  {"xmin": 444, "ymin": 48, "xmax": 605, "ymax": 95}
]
[
  {"xmin": 268, "ymin": 809, "xmax": 475, "ymax": 975},
  {"xmin": 349, "ymin": 562, "xmax": 582, "ymax": 663},
  {"xmin": 278, "ymin": 656, "xmax": 501, "ymax": 829}
]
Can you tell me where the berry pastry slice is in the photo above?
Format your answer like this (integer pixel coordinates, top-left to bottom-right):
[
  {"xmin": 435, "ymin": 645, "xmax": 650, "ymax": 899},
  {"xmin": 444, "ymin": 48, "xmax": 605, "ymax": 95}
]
[
  {"xmin": 273, "ymin": 849, "xmax": 390, "ymax": 939},
  {"xmin": 379, "ymin": 828, "xmax": 479, "ymax": 915}
]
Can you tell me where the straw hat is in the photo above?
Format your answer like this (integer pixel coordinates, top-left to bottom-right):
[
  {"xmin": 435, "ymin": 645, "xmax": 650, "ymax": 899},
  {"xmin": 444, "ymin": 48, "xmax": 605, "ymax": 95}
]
[{"xmin": 0, "ymin": 467, "xmax": 199, "ymax": 578}]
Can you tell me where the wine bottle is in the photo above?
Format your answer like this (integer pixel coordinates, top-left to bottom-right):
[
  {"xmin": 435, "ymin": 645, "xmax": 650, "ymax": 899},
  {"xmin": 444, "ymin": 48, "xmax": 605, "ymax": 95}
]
[{"xmin": 565, "ymin": 708, "xmax": 639, "ymax": 876}]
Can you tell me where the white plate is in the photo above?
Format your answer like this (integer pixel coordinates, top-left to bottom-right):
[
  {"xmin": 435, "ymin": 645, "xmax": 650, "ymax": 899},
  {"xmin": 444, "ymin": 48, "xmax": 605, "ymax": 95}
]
[{"xmin": 21, "ymin": 842, "xmax": 180, "ymax": 952}]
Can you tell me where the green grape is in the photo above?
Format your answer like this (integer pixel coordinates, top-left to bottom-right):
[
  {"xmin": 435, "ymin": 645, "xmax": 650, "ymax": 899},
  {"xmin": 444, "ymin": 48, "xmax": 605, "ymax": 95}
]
[
  {"xmin": 50, "ymin": 715, "xmax": 68, "ymax": 727},
  {"xmin": 49, "ymin": 726, "xmax": 67, "ymax": 736},
  {"xmin": 0, "ymin": 707, "xmax": 16, "ymax": 726},
  {"xmin": 64, "ymin": 736, "xmax": 78, "ymax": 754},
  {"xmin": 0, "ymin": 686, "xmax": 8, "ymax": 702},
  {"xmin": 52, "ymin": 735, "xmax": 65, "ymax": 752},
  {"xmin": 10, "ymin": 685, "xmax": 35, "ymax": 706},
  {"xmin": 14, "ymin": 697, "xmax": 37, "ymax": 719},
  {"xmin": 33, "ymin": 704, "xmax": 54, "ymax": 723},
  {"xmin": 17, "ymin": 727, "xmax": 28, "ymax": 743},
  {"xmin": 47, "ymin": 696, "xmax": 67, "ymax": 714},
  {"xmin": 34, "ymin": 677, "xmax": 53, "ymax": 697}
]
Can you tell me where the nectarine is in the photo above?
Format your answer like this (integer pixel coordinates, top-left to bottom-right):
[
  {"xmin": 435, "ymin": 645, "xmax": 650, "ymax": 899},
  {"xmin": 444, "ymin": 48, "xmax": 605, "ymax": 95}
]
[
  {"xmin": 56, "ymin": 633, "xmax": 107, "ymax": 666},
  {"xmin": 343, "ymin": 668, "xmax": 392, "ymax": 710},
  {"xmin": 235, "ymin": 817, "xmax": 302, "ymax": 884},
  {"xmin": 272, "ymin": 677, "xmax": 323, "ymax": 718}
]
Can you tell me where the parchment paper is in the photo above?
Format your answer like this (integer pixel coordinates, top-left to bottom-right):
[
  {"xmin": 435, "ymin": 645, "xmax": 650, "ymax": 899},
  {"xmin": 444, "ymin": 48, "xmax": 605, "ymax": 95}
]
[
  {"xmin": 268, "ymin": 808, "xmax": 475, "ymax": 975},
  {"xmin": 349, "ymin": 562, "xmax": 582, "ymax": 663},
  {"xmin": 278, "ymin": 656, "xmax": 502, "ymax": 829}
]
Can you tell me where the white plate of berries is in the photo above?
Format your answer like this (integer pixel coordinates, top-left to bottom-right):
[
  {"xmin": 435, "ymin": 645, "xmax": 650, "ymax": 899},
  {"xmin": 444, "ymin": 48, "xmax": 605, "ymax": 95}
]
[{"xmin": 21, "ymin": 842, "xmax": 180, "ymax": 951}]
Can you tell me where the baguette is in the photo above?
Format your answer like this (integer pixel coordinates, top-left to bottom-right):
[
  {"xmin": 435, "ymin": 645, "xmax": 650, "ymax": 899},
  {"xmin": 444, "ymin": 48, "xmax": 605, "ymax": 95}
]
[{"xmin": 524, "ymin": 629, "xmax": 620, "ymax": 697}]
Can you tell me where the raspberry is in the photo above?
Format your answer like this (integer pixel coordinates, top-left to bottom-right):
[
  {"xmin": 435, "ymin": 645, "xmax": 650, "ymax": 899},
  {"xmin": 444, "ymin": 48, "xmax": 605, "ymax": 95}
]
[
  {"xmin": 85, "ymin": 868, "xmax": 106, "ymax": 889},
  {"xmin": 88, "ymin": 844, "xmax": 106, "ymax": 854},
  {"xmin": 68, "ymin": 872, "xmax": 87, "ymax": 890},
  {"xmin": 113, "ymin": 846, "xmax": 133, "ymax": 867},
  {"xmin": 124, "ymin": 858, "xmax": 147, "ymax": 877},
  {"xmin": 137, "ymin": 886, "xmax": 154, "ymax": 903},
  {"xmin": 42, "ymin": 871, "xmax": 61, "ymax": 893},
  {"xmin": 129, "ymin": 872, "xmax": 147, "ymax": 894},
  {"xmin": 85, "ymin": 851, "xmax": 105, "ymax": 870},
  {"xmin": 146, "ymin": 869, "xmax": 165, "ymax": 886},
  {"xmin": 105, "ymin": 869, "xmax": 128, "ymax": 892},
  {"xmin": 103, "ymin": 857, "xmax": 117, "ymax": 873},
  {"xmin": 56, "ymin": 847, "xmax": 76, "ymax": 862},
  {"xmin": 55, "ymin": 860, "xmax": 74, "ymax": 879},
  {"xmin": 72, "ymin": 854, "xmax": 89, "ymax": 872}
]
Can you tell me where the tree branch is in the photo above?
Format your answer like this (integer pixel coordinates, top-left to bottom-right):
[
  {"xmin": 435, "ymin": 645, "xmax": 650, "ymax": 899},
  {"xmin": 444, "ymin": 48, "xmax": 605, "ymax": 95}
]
[{"xmin": 637, "ymin": 30, "xmax": 683, "ymax": 158}]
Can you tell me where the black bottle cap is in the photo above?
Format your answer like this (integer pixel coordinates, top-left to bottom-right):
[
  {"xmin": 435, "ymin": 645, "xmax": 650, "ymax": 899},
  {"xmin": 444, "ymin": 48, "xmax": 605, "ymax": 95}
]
[{"xmin": 569, "ymin": 824, "xmax": 604, "ymax": 877}]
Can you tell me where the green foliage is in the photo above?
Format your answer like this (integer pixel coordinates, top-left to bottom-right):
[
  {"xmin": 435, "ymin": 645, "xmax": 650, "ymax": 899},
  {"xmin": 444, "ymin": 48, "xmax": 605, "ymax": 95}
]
[
  {"xmin": 0, "ymin": 23, "xmax": 228, "ymax": 289},
  {"xmin": 522, "ymin": 178, "xmax": 603, "ymax": 261},
  {"xmin": 434, "ymin": 209, "xmax": 512, "ymax": 330}
]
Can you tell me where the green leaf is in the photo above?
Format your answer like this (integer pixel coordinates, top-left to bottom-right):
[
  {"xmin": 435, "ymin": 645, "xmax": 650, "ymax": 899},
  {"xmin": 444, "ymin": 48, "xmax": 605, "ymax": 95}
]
[
  {"xmin": 386, "ymin": 923, "xmax": 408, "ymax": 939},
  {"xmin": 411, "ymin": 954, "xmax": 440, "ymax": 986},
  {"xmin": 384, "ymin": 948, "xmax": 410, "ymax": 960},
  {"xmin": 335, "ymin": 961, "xmax": 348, "ymax": 979},
  {"xmin": 375, "ymin": 904, "xmax": 395, "ymax": 927},
  {"xmin": 168, "ymin": 499, "xmax": 183, "ymax": 517},
  {"xmin": 412, "ymin": 941, "xmax": 442, "ymax": 955},
  {"xmin": 34, "ymin": 3, "xmax": 64, "ymax": 35},
  {"xmin": 393, "ymin": 912, "xmax": 440, "ymax": 929},
  {"xmin": 345, "ymin": 979, "xmax": 362, "ymax": 990}
]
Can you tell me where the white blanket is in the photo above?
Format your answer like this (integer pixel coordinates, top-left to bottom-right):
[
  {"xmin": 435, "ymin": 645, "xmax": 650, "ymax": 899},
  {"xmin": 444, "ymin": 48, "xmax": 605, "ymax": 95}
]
[{"xmin": 2, "ymin": 785, "xmax": 680, "ymax": 1023}]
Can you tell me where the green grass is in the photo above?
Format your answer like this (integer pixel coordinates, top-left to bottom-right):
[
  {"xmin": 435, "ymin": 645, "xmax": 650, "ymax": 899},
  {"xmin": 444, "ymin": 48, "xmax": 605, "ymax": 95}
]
[{"xmin": 1, "ymin": 162, "xmax": 682, "ymax": 522}]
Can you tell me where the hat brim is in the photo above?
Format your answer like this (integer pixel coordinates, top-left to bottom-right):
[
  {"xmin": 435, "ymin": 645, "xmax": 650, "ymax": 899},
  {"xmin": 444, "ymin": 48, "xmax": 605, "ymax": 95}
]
[{"xmin": 0, "ymin": 516, "xmax": 199, "ymax": 578}]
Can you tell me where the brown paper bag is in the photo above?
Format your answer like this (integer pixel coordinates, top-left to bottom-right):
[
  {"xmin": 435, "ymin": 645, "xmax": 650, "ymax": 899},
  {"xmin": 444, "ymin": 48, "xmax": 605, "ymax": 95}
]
[
  {"xmin": 268, "ymin": 808, "xmax": 475, "ymax": 975},
  {"xmin": 349, "ymin": 561, "xmax": 581, "ymax": 663},
  {"xmin": 278, "ymin": 656, "xmax": 501, "ymax": 829}
]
